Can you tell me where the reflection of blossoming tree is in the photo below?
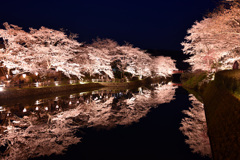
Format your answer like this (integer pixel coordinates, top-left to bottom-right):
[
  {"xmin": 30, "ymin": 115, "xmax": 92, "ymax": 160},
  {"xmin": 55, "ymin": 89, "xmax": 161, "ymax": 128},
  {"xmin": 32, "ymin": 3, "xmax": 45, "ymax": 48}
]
[
  {"xmin": 0, "ymin": 84, "xmax": 176, "ymax": 159},
  {"xmin": 0, "ymin": 114, "xmax": 81, "ymax": 160},
  {"xmin": 68, "ymin": 84, "xmax": 176, "ymax": 128},
  {"xmin": 179, "ymin": 94, "xmax": 211, "ymax": 157}
]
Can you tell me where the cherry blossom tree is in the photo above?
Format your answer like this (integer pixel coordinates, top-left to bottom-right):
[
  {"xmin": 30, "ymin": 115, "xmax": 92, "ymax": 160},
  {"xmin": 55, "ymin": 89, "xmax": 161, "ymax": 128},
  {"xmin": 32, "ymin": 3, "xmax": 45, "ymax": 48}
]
[
  {"xmin": 0, "ymin": 23, "xmax": 175, "ymax": 81},
  {"xmin": 0, "ymin": 23, "xmax": 37, "ymax": 75},
  {"xmin": 152, "ymin": 56, "xmax": 177, "ymax": 77},
  {"xmin": 182, "ymin": 4, "xmax": 240, "ymax": 71},
  {"xmin": 0, "ymin": 23, "xmax": 85, "ymax": 79},
  {"xmin": 29, "ymin": 26, "xmax": 83, "ymax": 78},
  {"xmin": 117, "ymin": 44, "xmax": 153, "ymax": 79}
]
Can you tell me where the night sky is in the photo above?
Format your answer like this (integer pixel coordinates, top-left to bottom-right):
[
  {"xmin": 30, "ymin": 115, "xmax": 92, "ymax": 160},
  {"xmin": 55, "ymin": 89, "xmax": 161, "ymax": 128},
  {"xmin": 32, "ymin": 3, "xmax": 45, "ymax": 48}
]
[{"xmin": 0, "ymin": 0, "xmax": 216, "ymax": 51}]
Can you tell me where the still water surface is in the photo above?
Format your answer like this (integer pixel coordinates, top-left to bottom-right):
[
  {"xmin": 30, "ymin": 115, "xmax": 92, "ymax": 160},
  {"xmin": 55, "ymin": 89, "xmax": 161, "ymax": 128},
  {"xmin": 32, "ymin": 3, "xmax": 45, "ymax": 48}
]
[{"xmin": 0, "ymin": 83, "xmax": 211, "ymax": 160}]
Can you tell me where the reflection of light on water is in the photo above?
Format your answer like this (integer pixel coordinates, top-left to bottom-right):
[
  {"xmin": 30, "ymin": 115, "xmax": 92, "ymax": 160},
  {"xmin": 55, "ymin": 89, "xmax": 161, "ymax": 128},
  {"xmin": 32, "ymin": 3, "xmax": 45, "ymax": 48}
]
[
  {"xmin": 138, "ymin": 87, "xmax": 142, "ymax": 94},
  {"xmin": 0, "ymin": 83, "xmax": 177, "ymax": 160}
]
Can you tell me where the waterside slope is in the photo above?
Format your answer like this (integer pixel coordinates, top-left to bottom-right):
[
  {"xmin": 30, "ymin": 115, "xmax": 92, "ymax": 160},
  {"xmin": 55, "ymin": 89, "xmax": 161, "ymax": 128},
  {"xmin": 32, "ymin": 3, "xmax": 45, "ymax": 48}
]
[{"xmin": 183, "ymin": 70, "xmax": 240, "ymax": 160}]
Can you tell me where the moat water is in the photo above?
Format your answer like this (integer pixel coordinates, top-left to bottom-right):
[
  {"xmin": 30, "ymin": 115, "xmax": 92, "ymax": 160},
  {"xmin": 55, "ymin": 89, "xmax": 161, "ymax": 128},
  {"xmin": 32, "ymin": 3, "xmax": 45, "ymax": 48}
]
[{"xmin": 0, "ymin": 82, "xmax": 211, "ymax": 160}]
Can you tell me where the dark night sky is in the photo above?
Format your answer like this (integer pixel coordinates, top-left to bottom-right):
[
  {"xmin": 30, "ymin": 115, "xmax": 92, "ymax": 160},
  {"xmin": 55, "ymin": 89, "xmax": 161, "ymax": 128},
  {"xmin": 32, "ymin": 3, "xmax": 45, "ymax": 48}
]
[{"xmin": 0, "ymin": 0, "xmax": 216, "ymax": 51}]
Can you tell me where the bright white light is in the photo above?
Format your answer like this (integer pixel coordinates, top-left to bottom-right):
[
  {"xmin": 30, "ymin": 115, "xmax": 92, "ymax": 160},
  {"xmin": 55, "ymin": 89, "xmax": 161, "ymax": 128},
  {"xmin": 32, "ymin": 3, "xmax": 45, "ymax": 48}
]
[
  {"xmin": 138, "ymin": 87, "xmax": 142, "ymax": 92},
  {"xmin": 0, "ymin": 87, "xmax": 4, "ymax": 92},
  {"xmin": 211, "ymin": 74, "xmax": 215, "ymax": 81},
  {"xmin": 69, "ymin": 101, "xmax": 72, "ymax": 105},
  {"xmin": 55, "ymin": 82, "xmax": 59, "ymax": 86},
  {"xmin": 56, "ymin": 105, "xmax": 59, "ymax": 109},
  {"xmin": 0, "ymin": 106, "xmax": 5, "ymax": 112},
  {"xmin": 80, "ymin": 81, "xmax": 86, "ymax": 84},
  {"xmin": 6, "ymin": 75, "xmax": 9, "ymax": 79},
  {"xmin": 45, "ymin": 107, "xmax": 48, "ymax": 111},
  {"xmin": 35, "ymin": 107, "xmax": 39, "ymax": 111},
  {"xmin": 168, "ymin": 82, "xmax": 173, "ymax": 85},
  {"xmin": 35, "ymin": 100, "xmax": 40, "ymax": 105},
  {"xmin": 23, "ymin": 108, "xmax": 27, "ymax": 112},
  {"xmin": 12, "ymin": 70, "xmax": 19, "ymax": 75},
  {"xmin": 35, "ymin": 72, "xmax": 38, "ymax": 76},
  {"xmin": 77, "ymin": 101, "xmax": 79, "ymax": 103}
]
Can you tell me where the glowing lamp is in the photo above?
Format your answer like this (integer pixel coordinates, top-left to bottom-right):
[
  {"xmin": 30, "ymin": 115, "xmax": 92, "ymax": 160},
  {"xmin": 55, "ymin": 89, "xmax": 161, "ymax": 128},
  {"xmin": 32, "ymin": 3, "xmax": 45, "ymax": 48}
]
[
  {"xmin": 35, "ymin": 100, "xmax": 40, "ymax": 105},
  {"xmin": 35, "ymin": 72, "xmax": 38, "ymax": 76},
  {"xmin": 36, "ymin": 107, "xmax": 39, "ymax": 111},
  {"xmin": 23, "ymin": 108, "xmax": 27, "ymax": 112},
  {"xmin": 23, "ymin": 74, "xmax": 26, "ymax": 78},
  {"xmin": 0, "ymin": 87, "xmax": 4, "ymax": 92},
  {"xmin": 45, "ymin": 107, "xmax": 48, "ymax": 111}
]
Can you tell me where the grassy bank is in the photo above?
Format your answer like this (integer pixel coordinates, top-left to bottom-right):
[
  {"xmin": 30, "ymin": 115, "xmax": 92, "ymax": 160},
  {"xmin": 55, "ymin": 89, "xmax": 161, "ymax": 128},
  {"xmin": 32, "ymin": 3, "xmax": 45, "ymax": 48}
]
[
  {"xmin": 181, "ymin": 71, "xmax": 207, "ymax": 90},
  {"xmin": 214, "ymin": 70, "xmax": 240, "ymax": 99}
]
